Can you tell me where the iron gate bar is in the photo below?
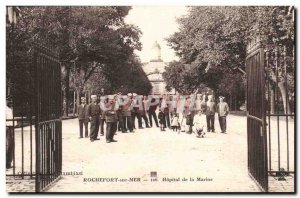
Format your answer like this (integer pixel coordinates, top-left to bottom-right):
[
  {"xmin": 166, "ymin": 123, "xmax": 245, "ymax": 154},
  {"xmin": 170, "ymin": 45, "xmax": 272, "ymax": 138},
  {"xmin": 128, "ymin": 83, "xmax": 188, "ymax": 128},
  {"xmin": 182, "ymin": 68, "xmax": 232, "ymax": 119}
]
[
  {"xmin": 268, "ymin": 170, "xmax": 294, "ymax": 174},
  {"xmin": 247, "ymin": 114, "xmax": 264, "ymax": 123},
  {"xmin": 21, "ymin": 115, "xmax": 24, "ymax": 179},
  {"xmin": 6, "ymin": 174, "xmax": 37, "ymax": 177},
  {"xmin": 266, "ymin": 50, "xmax": 272, "ymax": 172},
  {"xmin": 265, "ymin": 51, "xmax": 272, "ymax": 171},
  {"xmin": 30, "ymin": 109, "xmax": 33, "ymax": 179},
  {"xmin": 275, "ymin": 47, "xmax": 281, "ymax": 172},
  {"xmin": 283, "ymin": 46, "xmax": 290, "ymax": 172},
  {"xmin": 266, "ymin": 114, "xmax": 294, "ymax": 116},
  {"xmin": 12, "ymin": 109, "xmax": 15, "ymax": 177},
  {"xmin": 35, "ymin": 47, "xmax": 39, "ymax": 192},
  {"xmin": 38, "ymin": 119, "xmax": 61, "ymax": 124}
]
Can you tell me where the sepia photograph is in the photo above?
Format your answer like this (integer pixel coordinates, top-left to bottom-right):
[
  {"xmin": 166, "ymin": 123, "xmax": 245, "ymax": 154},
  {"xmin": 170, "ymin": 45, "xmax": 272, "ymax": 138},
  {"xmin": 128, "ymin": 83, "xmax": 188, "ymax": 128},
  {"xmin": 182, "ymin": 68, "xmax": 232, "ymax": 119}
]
[{"xmin": 5, "ymin": 4, "xmax": 295, "ymax": 193}]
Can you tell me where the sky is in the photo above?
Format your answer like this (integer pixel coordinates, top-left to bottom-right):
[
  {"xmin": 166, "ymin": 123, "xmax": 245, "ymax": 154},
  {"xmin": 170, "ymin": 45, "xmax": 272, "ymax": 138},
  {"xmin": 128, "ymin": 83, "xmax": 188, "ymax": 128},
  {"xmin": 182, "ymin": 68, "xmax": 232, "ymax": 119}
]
[{"xmin": 125, "ymin": 6, "xmax": 188, "ymax": 63}]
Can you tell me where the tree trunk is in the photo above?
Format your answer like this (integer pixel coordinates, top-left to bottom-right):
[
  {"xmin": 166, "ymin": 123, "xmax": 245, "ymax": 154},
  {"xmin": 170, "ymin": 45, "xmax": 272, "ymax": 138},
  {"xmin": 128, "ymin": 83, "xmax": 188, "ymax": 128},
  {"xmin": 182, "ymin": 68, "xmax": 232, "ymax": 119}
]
[
  {"xmin": 278, "ymin": 81, "xmax": 291, "ymax": 115},
  {"xmin": 76, "ymin": 88, "xmax": 80, "ymax": 114},
  {"xmin": 230, "ymin": 94, "xmax": 233, "ymax": 111},
  {"xmin": 235, "ymin": 95, "xmax": 237, "ymax": 111},
  {"xmin": 72, "ymin": 90, "xmax": 76, "ymax": 116},
  {"xmin": 270, "ymin": 85, "xmax": 275, "ymax": 114},
  {"xmin": 63, "ymin": 65, "xmax": 70, "ymax": 117}
]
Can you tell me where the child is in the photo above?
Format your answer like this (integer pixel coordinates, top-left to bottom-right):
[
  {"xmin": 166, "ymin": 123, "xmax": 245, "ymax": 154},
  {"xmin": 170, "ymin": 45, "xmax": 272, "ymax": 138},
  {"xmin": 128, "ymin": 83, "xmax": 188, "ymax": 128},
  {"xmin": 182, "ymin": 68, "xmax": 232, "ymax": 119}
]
[
  {"xmin": 193, "ymin": 110, "xmax": 206, "ymax": 138},
  {"xmin": 185, "ymin": 110, "xmax": 194, "ymax": 134},
  {"xmin": 171, "ymin": 113, "xmax": 180, "ymax": 132},
  {"xmin": 158, "ymin": 109, "xmax": 166, "ymax": 131}
]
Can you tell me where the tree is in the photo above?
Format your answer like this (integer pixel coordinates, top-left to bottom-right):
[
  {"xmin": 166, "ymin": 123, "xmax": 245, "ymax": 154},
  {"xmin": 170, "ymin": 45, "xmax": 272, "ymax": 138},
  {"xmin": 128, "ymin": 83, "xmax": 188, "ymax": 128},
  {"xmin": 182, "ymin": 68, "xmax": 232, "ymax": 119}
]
[
  {"xmin": 7, "ymin": 6, "xmax": 151, "ymax": 115},
  {"xmin": 165, "ymin": 6, "xmax": 294, "ymax": 112}
]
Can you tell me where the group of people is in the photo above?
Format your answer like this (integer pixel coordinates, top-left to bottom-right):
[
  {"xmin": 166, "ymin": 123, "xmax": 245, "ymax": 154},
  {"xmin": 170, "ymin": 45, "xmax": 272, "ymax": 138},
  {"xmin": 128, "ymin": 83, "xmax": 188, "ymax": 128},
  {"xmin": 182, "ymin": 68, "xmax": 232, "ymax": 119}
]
[
  {"xmin": 77, "ymin": 92, "xmax": 230, "ymax": 143},
  {"xmin": 78, "ymin": 93, "xmax": 160, "ymax": 143},
  {"xmin": 167, "ymin": 94, "xmax": 230, "ymax": 138}
]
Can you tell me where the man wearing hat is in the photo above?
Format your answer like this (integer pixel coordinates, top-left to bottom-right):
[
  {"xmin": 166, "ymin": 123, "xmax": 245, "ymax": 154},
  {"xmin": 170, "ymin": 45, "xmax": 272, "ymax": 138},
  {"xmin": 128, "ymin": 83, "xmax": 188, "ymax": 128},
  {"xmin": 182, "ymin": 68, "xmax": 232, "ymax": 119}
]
[
  {"xmin": 99, "ymin": 96, "xmax": 107, "ymax": 136},
  {"xmin": 206, "ymin": 95, "xmax": 216, "ymax": 132},
  {"xmin": 87, "ymin": 95, "xmax": 101, "ymax": 142},
  {"xmin": 105, "ymin": 95, "xmax": 118, "ymax": 143},
  {"xmin": 131, "ymin": 93, "xmax": 143, "ymax": 129},
  {"xmin": 78, "ymin": 97, "xmax": 89, "ymax": 138},
  {"xmin": 115, "ymin": 93, "xmax": 125, "ymax": 132},
  {"xmin": 147, "ymin": 95, "xmax": 159, "ymax": 128},
  {"xmin": 217, "ymin": 96, "xmax": 229, "ymax": 133},
  {"xmin": 123, "ymin": 94, "xmax": 134, "ymax": 132}
]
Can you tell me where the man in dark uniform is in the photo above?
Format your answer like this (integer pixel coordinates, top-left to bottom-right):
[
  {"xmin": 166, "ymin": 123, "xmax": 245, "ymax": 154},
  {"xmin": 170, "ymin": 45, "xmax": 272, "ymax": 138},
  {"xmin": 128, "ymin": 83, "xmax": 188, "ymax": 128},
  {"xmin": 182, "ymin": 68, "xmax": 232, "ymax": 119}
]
[
  {"xmin": 115, "ymin": 93, "xmax": 125, "ymax": 132},
  {"xmin": 206, "ymin": 95, "xmax": 216, "ymax": 132},
  {"xmin": 105, "ymin": 95, "xmax": 118, "ymax": 143},
  {"xmin": 123, "ymin": 94, "xmax": 134, "ymax": 132},
  {"xmin": 87, "ymin": 95, "xmax": 101, "ymax": 142},
  {"xmin": 148, "ymin": 96, "xmax": 159, "ymax": 127},
  {"xmin": 78, "ymin": 97, "xmax": 89, "ymax": 138},
  {"xmin": 131, "ymin": 93, "xmax": 143, "ymax": 129},
  {"xmin": 164, "ymin": 95, "xmax": 171, "ymax": 129},
  {"xmin": 140, "ymin": 95, "xmax": 150, "ymax": 128},
  {"xmin": 99, "ymin": 96, "xmax": 107, "ymax": 136}
]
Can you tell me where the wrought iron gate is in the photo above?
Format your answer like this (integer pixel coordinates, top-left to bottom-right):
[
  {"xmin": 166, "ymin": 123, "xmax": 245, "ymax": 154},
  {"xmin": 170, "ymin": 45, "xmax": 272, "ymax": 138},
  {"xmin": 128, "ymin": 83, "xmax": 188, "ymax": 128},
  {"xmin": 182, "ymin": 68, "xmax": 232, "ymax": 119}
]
[
  {"xmin": 33, "ymin": 40, "xmax": 62, "ymax": 192},
  {"xmin": 246, "ymin": 38, "xmax": 268, "ymax": 191}
]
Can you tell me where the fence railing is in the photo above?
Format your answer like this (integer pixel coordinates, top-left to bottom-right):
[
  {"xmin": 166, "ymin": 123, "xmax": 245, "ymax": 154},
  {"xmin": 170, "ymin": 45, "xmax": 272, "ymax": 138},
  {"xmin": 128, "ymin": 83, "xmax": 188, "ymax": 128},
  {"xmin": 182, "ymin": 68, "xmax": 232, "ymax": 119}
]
[{"xmin": 265, "ymin": 45, "xmax": 295, "ymax": 176}]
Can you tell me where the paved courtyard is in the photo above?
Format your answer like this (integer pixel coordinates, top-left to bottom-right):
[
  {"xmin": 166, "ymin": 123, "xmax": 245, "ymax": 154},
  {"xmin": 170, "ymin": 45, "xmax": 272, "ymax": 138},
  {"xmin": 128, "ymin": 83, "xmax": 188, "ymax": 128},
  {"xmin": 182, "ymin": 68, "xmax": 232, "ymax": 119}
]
[{"xmin": 46, "ymin": 115, "xmax": 260, "ymax": 192}]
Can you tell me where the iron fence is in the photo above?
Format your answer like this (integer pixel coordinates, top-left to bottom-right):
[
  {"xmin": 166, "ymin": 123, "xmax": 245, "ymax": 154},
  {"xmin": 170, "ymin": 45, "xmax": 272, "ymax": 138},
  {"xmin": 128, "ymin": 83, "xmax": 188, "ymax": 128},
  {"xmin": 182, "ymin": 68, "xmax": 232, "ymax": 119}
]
[{"xmin": 265, "ymin": 45, "xmax": 295, "ymax": 176}]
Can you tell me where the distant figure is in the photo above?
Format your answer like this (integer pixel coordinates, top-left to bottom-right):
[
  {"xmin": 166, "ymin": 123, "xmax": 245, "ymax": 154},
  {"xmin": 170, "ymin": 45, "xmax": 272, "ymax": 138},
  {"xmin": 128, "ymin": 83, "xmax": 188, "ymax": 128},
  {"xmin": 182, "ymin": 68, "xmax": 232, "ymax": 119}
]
[
  {"xmin": 200, "ymin": 94, "xmax": 207, "ymax": 113},
  {"xmin": 99, "ymin": 96, "xmax": 107, "ymax": 136},
  {"xmin": 6, "ymin": 99, "xmax": 14, "ymax": 169},
  {"xmin": 124, "ymin": 93, "xmax": 134, "ymax": 133},
  {"xmin": 140, "ymin": 95, "xmax": 150, "ymax": 128},
  {"xmin": 148, "ymin": 97, "xmax": 159, "ymax": 128},
  {"xmin": 185, "ymin": 110, "xmax": 194, "ymax": 134},
  {"xmin": 131, "ymin": 93, "xmax": 143, "ymax": 129},
  {"xmin": 158, "ymin": 109, "xmax": 166, "ymax": 131},
  {"xmin": 195, "ymin": 94, "xmax": 202, "ymax": 113},
  {"xmin": 164, "ymin": 95, "xmax": 171, "ymax": 129},
  {"xmin": 78, "ymin": 97, "xmax": 89, "ymax": 138},
  {"xmin": 193, "ymin": 110, "xmax": 206, "ymax": 138},
  {"xmin": 87, "ymin": 95, "xmax": 101, "ymax": 142},
  {"xmin": 217, "ymin": 96, "xmax": 229, "ymax": 133},
  {"xmin": 105, "ymin": 95, "xmax": 118, "ymax": 143},
  {"xmin": 171, "ymin": 113, "xmax": 180, "ymax": 132},
  {"xmin": 206, "ymin": 95, "xmax": 216, "ymax": 133},
  {"xmin": 116, "ymin": 93, "xmax": 126, "ymax": 133},
  {"xmin": 100, "ymin": 88, "xmax": 106, "ymax": 96}
]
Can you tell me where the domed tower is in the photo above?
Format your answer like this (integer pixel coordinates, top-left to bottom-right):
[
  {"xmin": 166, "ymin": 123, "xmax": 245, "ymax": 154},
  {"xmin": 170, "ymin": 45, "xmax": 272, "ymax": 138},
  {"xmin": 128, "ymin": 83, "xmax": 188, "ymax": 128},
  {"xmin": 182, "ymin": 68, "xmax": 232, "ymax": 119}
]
[{"xmin": 150, "ymin": 41, "xmax": 162, "ymax": 62}]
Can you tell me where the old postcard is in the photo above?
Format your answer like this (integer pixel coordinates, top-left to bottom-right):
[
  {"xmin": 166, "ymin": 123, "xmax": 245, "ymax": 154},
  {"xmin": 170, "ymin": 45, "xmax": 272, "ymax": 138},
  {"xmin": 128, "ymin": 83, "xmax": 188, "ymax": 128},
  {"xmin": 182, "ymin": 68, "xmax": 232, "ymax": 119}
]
[{"xmin": 5, "ymin": 5, "xmax": 295, "ymax": 193}]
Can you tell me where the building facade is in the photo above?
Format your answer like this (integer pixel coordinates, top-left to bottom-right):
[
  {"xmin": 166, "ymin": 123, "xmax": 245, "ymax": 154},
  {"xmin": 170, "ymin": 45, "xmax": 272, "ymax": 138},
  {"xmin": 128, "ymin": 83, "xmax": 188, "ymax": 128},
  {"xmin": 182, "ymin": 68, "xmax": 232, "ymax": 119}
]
[{"xmin": 142, "ymin": 41, "xmax": 175, "ymax": 95}]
